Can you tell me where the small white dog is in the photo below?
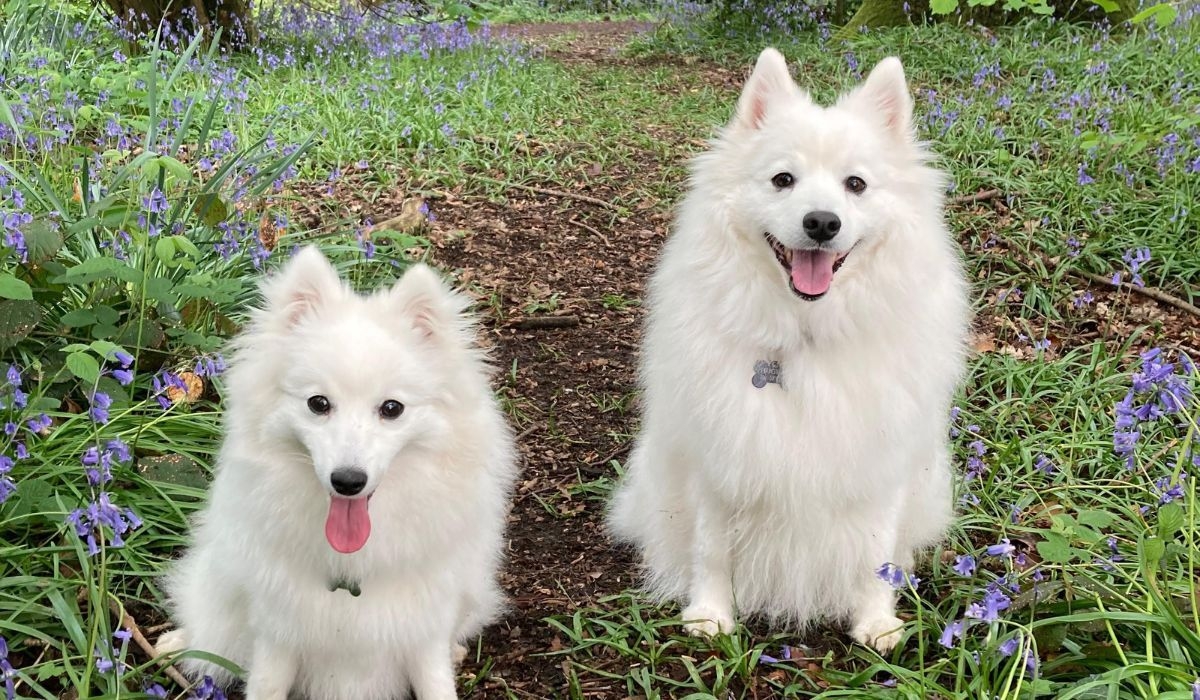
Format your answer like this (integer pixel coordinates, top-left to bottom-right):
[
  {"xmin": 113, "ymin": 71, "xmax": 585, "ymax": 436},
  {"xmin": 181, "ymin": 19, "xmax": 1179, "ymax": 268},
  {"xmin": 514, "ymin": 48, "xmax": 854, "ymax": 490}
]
[
  {"xmin": 608, "ymin": 49, "xmax": 969, "ymax": 652},
  {"xmin": 159, "ymin": 247, "xmax": 516, "ymax": 699}
]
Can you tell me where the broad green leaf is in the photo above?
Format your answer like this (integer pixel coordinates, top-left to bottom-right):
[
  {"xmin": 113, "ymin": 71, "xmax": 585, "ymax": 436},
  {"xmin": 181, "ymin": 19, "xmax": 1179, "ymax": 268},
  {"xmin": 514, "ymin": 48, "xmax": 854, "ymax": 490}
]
[
  {"xmin": 173, "ymin": 235, "xmax": 201, "ymax": 259},
  {"xmin": 1131, "ymin": 2, "xmax": 1178, "ymax": 24},
  {"xmin": 192, "ymin": 192, "xmax": 229, "ymax": 226},
  {"xmin": 154, "ymin": 236, "xmax": 177, "ymax": 264},
  {"xmin": 66, "ymin": 351, "xmax": 101, "ymax": 384},
  {"xmin": 1138, "ymin": 535, "xmax": 1165, "ymax": 571},
  {"xmin": 1037, "ymin": 532, "xmax": 1074, "ymax": 564},
  {"xmin": 930, "ymin": 0, "xmax": 959, "ymax": 13},
  {"xmin": 60, "ymin": 309, "xmax": 98, "ymax": 328},
  {"xmin": 138, "ymin": 454, "xmax": 209, "ymax": 489},
  {"xmin": 1077, "ymin": 509, "xmax": 1115, "ymax": 529},
  {"xmin": 0, "ymin": 299, "xmax": 41, "ymax": 350},
  {"xmin": 0, "ymin": 272, "xmax": 33, "ymax": 300},
  {"xmin": 23, "ymin": 219, "xmax": 64, "ymax": 263},
  {"xmin": 1157, "ymin": 503, "xmax": 1184, "ymax": 538}
]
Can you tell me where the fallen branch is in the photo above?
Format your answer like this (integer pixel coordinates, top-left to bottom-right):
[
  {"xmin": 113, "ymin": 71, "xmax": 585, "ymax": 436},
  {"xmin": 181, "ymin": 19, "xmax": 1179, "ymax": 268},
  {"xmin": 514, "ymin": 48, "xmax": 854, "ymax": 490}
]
[
  {"xmin": 472, "ymin": 175, "xmax": 622, "ymax": 213},
  {"xmin": 512, "ymin": 314, "xmax": 580, "ymax": 330},
  {"xmin": 1074, "ymin": 270, "xmax": 1200, "ymax": 318},
  {"xmin": 110, "ymin": 601, "xmax": 190, "ymax": 689},
  {"xmin": 950, "ymin": 188, "xmax": 1002, "ymax": 206},
  {"xmin": 586, "ymin": 443, "xmax": 631, "ymax": 470},
  {"xmin": 568, "ymin": 217, "xmax": 611, "ymax": 247}
]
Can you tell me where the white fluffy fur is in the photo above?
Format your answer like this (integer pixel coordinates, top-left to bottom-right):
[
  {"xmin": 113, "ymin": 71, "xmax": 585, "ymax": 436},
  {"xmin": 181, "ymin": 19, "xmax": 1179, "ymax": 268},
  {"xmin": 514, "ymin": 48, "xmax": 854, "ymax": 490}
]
[
  {"xmin": 608, "ymin": 49, "xmax": 969, "ymax": 651},
  {"xmin": 159, "ymin": 247, "xmax": 516, "ymax": 700}
]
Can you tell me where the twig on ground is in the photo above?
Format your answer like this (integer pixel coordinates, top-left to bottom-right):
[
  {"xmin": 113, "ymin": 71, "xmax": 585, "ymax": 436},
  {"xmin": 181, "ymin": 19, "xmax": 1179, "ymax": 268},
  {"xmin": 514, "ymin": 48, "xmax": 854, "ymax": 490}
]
[
  {"xmin": 568, "ymin": 217, "xmax": 612, "ymax": 247},
  {"xmin": 1075, "ymin": 270, "xmax": 1200, "ymax": 317},
  {"xmin": 473, "ymin": 175, "xmax": 622, "ymax": 213},
  {"xmin": 586, "ymin": 443, "xmax": 631, "ymax": 470},
  {"xmin": 110, "ymin": 601, "xmax": 190, "ymax": 689},
  {"xmin": 950, "ymin": 188, "xmax": 1003, "ymax": 206},
  {"xmin": 512, "ymin": 315, "xmax": 581, "ymax": 330}
]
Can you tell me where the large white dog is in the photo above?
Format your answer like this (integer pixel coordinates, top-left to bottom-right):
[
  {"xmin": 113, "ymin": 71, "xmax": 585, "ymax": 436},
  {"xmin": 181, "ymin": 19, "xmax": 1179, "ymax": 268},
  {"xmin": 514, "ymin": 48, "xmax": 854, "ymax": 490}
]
[
  {"xmin": 609, "ymin": 49, "xmax": 969, "ymax": 652},
  {"xmin": 159, "ymin": 247, "xmax": 517, "ymax": 699}
]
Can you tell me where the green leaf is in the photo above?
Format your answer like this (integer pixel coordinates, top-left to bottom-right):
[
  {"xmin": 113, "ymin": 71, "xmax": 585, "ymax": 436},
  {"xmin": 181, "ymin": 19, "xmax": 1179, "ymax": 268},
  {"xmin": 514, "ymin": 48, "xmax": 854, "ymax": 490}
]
[
  {"xmin": 0, "ymin": 272, "xmax": 33, "ymax": 300},
  {"xmin": 192, "ymin": 193, "xmax": 229, "ymax": 226},
  {"xmin": 1037, "ymin": 532, "xmax": 1075, "ymax": 563},
  {"xmin": 94, "ymin": 305, "xmax": 120, "ymax": 325},
  {"xmin": 1077, "ymin": 509, "xmax": 1115, "ymax": 529},
  {"xmin": 22, "ymin": 219, "xmax": 64, "ymax": 263},
  {"xmin": 173, "ymin": 234, "xmax": 201, "ymax": 259},
  {"xmin": 154, "ymin": 236, "xmax": 177, "ymax": 264},
  {"xmin": 53, "ymin": 257, "xmax": 143, "ymax": 285},
  {"xmin": 1131, "ymin": 2, "xmax": 1178, "ymax": 24},
  {"xmin": 930, "ymin": 0, "xmax": 958, "ymax": 13},
  {"xmin": 1091, "ymin": 0, "xmax": 1119, "ymax": 11},
  {"xmin": 138, "ymin": 454, "xmax": 209, "ymax": 490},
  {"xmin": 1138, "ymin": 535, "xmax": 1166, "ymax": 572},
  {"xmin": 60, "ymin": 309, "xmax": 98, "ymax": 328},
  {"xmin": 144, "ymin": 154, "xmax": 192, "ymax": 184},
  {"xmin": 0, "ymin": 300, "xmax": 41, "ymax": 350},
  {"xmin": 89, "ymin": 340, "xmax": 120, "ymax": 360},
  {"xmin": 66, "ymin": 351, "xmax": 101, "ymax": 384},
  {"xmin": 1157, "ymin": 503, "xmax": 1185, "ymax": 538}
]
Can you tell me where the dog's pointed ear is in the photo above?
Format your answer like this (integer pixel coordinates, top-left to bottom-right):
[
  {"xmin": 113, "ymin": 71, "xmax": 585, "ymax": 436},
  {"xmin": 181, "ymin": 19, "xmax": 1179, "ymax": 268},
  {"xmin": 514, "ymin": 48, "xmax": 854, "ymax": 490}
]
[
  {"xmin": 390, "ymin": 263, "xmax": 468, "ymax": 342},
  {"xmin": 261, "ymin": 246, "xmax": 344, "ymax": 327},
  {"xmin": 846, "ymin": 57, "xmax": 913, "ymax": 140},
  {"xmin": 732, "ymin": 48, "xmax": 796, "ymax": 131}
]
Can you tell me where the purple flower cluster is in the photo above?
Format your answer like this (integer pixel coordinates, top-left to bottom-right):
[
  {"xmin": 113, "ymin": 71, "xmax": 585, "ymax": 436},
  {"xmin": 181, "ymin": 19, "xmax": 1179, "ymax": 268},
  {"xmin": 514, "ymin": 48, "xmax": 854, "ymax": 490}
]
[
  {"xmin": 939, "ymin": 543, "xmax": 1039, "ymax": 677},
  {"xmin": 0, "ymin": 366, "xmax": 37, "ymax": 505},
  {"xmin": 0, "ymin": 636, "xmax": 14, "ymax": 700},
  {"xmin": 66, "ymin": 492, "xmax": 143, "ymax": 556},
  {"xmin": 1112, "ymin": 348, "xmax": 1194, "ymax": 471},
  {"xmin": 876, "ymin": 562, "xmax": 921, "ymax": 590}
]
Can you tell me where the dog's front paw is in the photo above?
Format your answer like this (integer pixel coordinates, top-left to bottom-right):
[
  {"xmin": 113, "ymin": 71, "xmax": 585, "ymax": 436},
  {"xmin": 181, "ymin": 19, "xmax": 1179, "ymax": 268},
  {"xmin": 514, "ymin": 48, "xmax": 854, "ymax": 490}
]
[
  {"xmin": 451, "ymin": 642, "xmax": 468, "ymax": 667},
  {"xmin": 851, "ymin": 615, "xmax": 904, "ymax": 653},
  {"xmin": 681, "ymin": 604, "xmax": 735, "ymax": 637},
  {"xmin": 154, "ymin": 629, "xmax": 186, "ymax": 656}
]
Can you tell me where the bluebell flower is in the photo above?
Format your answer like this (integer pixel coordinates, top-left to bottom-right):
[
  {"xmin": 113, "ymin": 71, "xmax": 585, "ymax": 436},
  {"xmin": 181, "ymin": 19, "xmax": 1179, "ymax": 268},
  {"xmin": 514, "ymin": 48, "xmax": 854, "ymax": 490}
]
[
  {"xmin": 939, "ymin": 620, "xmax": 965, "ymax": 648},
  {"xmin": 90, "ymin": 392, "xmax": 112, "ymax": 424},
  {"xmin": 999, "ymin": 636, "xmax": 1020, "ymax": 657},
  {"xmin": 964, "ymin": 587, "xmax": 1011, "ymax": 623},
  {"xmin": 953, "ymin": 554, "xmax": 976, "ymax": 576},
  {"xmin": 876, "ymin": 562, "xmax": 919, "ymax": 590},
  {"xmin": 986, "ymin": 538, "xmax": 1015, "ymax": 558},
  {"xmin": 0, "ymin": 635, "xmax": 15, "ymax": 700}
]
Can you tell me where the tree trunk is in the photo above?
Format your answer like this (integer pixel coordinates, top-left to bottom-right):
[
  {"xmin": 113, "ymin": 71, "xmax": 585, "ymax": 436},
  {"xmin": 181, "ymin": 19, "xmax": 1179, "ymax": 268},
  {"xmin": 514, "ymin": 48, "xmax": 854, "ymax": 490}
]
[
  {"xmin": 99, "ymin": 0, "xmax": 256, "ymax": 48},
  {"xmin": 833, "ymin": 0, "xmax": 910, "ymax": 39}
]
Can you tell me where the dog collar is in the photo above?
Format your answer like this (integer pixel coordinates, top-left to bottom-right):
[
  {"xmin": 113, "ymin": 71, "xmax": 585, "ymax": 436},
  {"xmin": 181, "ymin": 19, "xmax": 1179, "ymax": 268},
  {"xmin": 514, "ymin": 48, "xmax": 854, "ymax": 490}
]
[{"xmin": 752, "ymin": 360, "xmax": 782, "ymax": 389}]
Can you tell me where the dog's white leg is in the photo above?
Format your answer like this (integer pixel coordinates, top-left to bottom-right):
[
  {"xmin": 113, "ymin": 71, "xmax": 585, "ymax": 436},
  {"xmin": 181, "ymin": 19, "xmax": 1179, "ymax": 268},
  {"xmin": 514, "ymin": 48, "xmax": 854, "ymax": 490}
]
[
  {"xmin": 681, "ymin": 490, "xmax": 735, "ymax": 637},
  {"xmin": 409, "ymin": 644, "xmax": 458, "ymax": 700},
  {"xmin": 849, "ymin": 501, "xmax": 906, "ymax": 653},
  {"xmin": 243, "ymin": 637, "xmax": 298, "ymax": 700}
]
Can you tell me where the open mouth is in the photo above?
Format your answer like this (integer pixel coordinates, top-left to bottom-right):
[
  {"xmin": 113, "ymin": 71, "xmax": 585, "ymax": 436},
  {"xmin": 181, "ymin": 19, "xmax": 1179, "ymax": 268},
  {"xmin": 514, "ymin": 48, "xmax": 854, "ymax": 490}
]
[{"xmin": 764, "ymin": 232, "xmax": 852, "ymax": 301}]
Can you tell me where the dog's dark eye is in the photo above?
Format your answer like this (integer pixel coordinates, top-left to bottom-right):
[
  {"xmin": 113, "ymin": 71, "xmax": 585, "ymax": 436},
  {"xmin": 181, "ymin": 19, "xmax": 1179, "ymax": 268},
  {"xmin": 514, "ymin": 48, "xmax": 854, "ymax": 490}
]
[
  {"xmin": 771, "ymin": 172, "xmax": 795, "ymax": 189},
  {"xmin": 307, "ymin": 395, "xmax": 331, "ymax": 415},
  {"xmin": 845, "ymin": 176, "xmax": 867, "ymax": 194},
  {"xmin": 379, "ymin": 400, "xmax": 404, "ymax": 420}
]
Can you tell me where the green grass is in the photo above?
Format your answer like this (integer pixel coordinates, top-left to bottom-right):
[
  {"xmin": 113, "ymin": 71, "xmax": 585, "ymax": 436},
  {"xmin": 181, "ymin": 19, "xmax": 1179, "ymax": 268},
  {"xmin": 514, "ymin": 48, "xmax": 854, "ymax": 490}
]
[{"xmin": 1, "ymin": 0, "xmax": 1198, "ymax": 698}]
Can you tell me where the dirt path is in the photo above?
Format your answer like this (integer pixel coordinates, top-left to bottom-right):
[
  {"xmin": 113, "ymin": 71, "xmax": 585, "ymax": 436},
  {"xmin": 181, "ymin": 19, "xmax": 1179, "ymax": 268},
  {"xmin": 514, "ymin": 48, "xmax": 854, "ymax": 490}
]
[{"xmin": 429, "ymin": 21, "xmax": 697, "ymax": 699}]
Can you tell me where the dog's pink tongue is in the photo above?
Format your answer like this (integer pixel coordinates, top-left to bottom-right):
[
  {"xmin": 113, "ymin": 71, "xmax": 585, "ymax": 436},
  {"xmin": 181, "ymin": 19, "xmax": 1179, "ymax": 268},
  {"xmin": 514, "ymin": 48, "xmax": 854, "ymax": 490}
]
[
  {"xmin": 790, "ymin": 250, "xmax": 838, "ymax": 296},
  {"xmin": 325, "ymin": 496, "xmax": 370, "ymax": 554}
]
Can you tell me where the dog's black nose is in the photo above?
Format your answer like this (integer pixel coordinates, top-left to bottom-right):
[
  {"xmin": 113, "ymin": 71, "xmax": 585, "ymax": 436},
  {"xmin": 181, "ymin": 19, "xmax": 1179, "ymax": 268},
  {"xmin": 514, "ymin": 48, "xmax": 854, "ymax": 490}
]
[
  {"xmin": 803, "ymin": 211, "xmax": 841, "ymax": 242},
  {"xmin": 330, "ymin": 468, "xmax": 368, "ymax": 496}
]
